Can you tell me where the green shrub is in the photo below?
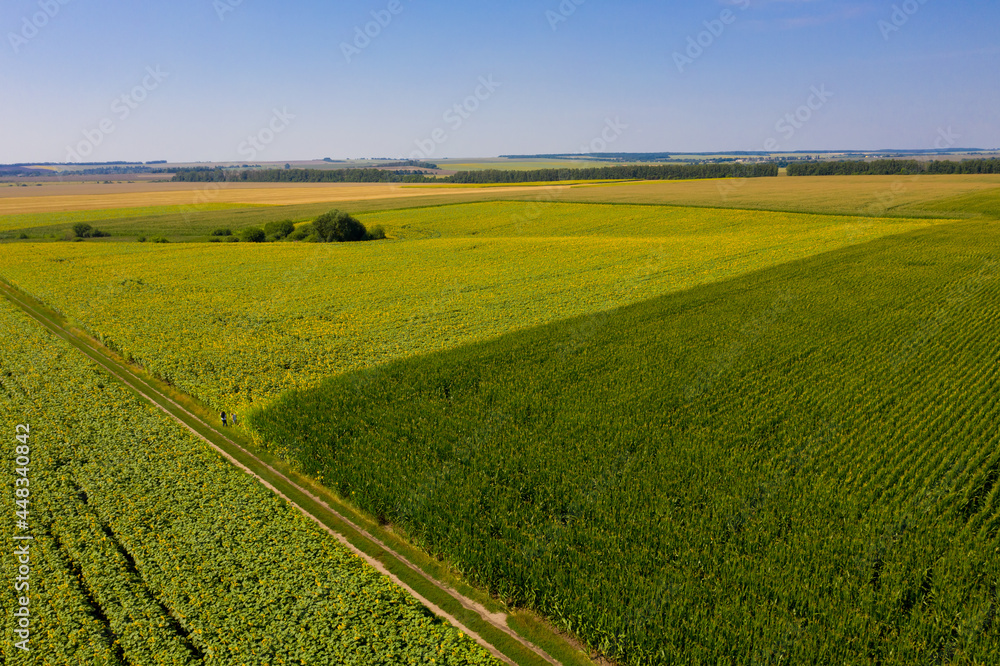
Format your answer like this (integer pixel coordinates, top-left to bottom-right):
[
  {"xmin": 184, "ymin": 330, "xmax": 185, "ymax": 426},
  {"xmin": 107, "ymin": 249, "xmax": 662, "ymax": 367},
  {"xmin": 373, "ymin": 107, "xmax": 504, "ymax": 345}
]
[
  {"xmin": 312, "ymin": 210, "xmax": 367, "ymax": 243},
  {"xmin": 367, "ymin": 225, "xmax": 387, "ymax": 241},
  {"xmin": 17, "ymin": 232, "xmax": 28, "ymax": 240},
  {"xmin": 72, "ymin": 223, "xmax": 110, "ymax": 239},
  {"xmin": 238, "ymin": 227, "xmax": 266, "ymax": 243},
  {"xmin": 287, "ymin": 224, "xmax": 312, "ymax": 242},
  {"xmin": 151, "ymin": 237, "xmax": 169, "ymax": 244},
  {"xmin": 211, "ymin": 228, "xmax": 233, "ymax": 237},
  {"xmin": 264, "ymin": 219, "xmax": 296, "ymax": 240},
  {"xmin": 138, "ymin": 236, "xmax": 147, "ymax": 243}
]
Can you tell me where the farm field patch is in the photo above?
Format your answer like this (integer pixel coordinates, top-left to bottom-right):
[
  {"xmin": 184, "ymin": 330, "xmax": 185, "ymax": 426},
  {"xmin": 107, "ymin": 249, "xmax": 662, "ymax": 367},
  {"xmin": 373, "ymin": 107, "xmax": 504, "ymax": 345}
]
[
  {"xmin": 3, "ymin": 176, "xmax": 995, "ymax": 229},
  {"xmin": 0, "ymin": 182, "xmax": 575, "ymax": 215},
  {"xmin": 0, "ymin": 296, "xmax": 496, "ymax": 666},
  {"xmin": 0, "ymin": 202, "xmax": 946, "ymax": 417},
  {"xmin": 517, "ymin": 174, "xmax": 1000, "ymax": 218},
  {"xmin": 250, "ymin": 219, "xmax": 1000, "ymax": 665},
  {"xmin": 0, "ymin": 203, "xmax": 261, "ymax": 234}
]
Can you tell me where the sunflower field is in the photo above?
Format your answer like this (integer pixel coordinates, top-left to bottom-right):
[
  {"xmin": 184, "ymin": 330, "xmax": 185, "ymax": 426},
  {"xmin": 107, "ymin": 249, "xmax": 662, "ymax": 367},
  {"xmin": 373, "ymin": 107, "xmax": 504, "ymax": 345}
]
[
  {"xmin": 0, "ymin": 202, "xmax": 944, "ymax": 419},
  {"xmin": 0, "ymin": 297, "xmax": 496, "ymax": 665}
]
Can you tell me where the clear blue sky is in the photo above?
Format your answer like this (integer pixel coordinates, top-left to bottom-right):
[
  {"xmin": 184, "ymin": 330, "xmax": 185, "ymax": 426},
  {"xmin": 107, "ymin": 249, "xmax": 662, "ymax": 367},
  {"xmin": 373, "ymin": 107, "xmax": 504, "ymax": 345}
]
[{"xmin": 2, "ymin": 0, "xmax": 997, "ymax": 163}]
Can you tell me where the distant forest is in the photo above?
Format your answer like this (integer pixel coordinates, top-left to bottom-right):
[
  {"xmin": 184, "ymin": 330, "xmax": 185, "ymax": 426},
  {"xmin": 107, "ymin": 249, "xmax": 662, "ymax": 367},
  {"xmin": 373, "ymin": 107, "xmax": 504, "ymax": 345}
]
[
  {"xmin": 499, "ymin": 152, "xmax": 675, "ymax": 161},
  {"xmin": 447, "ymin": 163, "xmax": 778, "ymax": 183},
  {"xmin": 172, "ymin": 162, "xmax": 779, "ymax": 184},
  {"xmin": 171, "ymin": 167, "xmax": 433, "ymax": 183},
  {"xmin": 788, "ymin": 158, "xmax": 1000, "ymax": 176}
]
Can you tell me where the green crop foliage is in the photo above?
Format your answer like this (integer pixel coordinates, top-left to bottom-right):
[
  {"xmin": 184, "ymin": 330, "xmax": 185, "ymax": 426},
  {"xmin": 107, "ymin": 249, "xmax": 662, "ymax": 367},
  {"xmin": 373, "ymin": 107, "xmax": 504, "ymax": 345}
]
[
  {"xmin": 0, "ymin": 202, "xmax": 943, "ymax": 418},
  {"xmin": 0, "ymin": 203, "xmax": 259, "ymax": 234},
  {"xmin": 0, "ymin": 298, "xmax": 497, "ymax": 665},
  {"xmin": 2, "ymin": 196, "xmax": 995, "ymax": 664},
  {"xmin": 248, "ymin": 220, "xmax": 1000, "ymax": 665}
]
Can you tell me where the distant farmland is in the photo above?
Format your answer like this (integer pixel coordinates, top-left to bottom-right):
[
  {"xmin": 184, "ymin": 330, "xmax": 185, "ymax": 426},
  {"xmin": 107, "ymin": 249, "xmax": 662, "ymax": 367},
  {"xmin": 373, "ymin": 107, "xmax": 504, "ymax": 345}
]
[{"xmin": 1, "ymin": 175, "xmax": 998, "ymax": 665}]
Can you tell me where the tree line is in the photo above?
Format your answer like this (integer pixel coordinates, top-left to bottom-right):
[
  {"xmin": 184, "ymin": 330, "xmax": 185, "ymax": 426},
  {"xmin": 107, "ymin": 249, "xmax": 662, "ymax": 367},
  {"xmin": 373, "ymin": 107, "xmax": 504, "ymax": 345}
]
[
  {"xmin": 447, "ymin": 162, "xmax": 778, "ymax": 183},
  {"xmin": 171, "ymin": 167, "xmax": 433, "ymax": 183},
  {"xmin": 173, "ymin": 162, "xmax": 778, "ymax": 185},
  {"xmin": 788, "ymin": 158, "xmax": 1000, "ymax": 176}
]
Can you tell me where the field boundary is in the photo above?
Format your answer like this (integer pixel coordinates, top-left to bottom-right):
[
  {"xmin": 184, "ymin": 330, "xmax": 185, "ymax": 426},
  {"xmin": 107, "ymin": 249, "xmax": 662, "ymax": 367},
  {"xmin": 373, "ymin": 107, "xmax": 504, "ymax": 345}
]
[{"xmin": 0, "ymin": 277, "xmax": 575, "ymax": 666}]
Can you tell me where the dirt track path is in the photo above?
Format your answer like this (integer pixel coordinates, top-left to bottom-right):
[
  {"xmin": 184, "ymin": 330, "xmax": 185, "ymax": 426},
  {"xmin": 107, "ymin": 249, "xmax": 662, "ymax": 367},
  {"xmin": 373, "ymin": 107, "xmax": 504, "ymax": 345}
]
[{"xmin": 0, "ymin": 277, "xmax": 564, "ymax": 666}]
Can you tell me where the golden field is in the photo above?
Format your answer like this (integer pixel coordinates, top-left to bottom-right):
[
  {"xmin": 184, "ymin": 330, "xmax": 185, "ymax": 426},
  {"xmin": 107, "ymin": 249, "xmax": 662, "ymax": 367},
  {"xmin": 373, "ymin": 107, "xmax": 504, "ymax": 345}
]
[
  {"xmin": 0, "ymin": 181, "xmax": 577, "ymax": 215},
  {"xmin": 2, "ymin": 175, "xmax": 998, "ymax": 219},
  {"xmin": 0, "ymin": 201, "xmax": 952, "ymax": 415}
]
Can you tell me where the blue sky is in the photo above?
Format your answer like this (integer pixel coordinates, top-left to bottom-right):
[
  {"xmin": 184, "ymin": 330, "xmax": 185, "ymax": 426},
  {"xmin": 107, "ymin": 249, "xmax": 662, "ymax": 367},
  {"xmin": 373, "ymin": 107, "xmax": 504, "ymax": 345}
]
[{"xmin": 1, "ymin": 0, "xmax": 997, "ymax": 162}]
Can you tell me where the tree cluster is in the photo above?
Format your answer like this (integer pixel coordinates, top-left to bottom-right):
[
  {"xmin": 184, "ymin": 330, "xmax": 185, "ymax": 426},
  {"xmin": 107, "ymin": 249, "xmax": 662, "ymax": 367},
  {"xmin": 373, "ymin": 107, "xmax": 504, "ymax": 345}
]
[
  {"xmin": 72, "ymin": 223, "xmax": 110, "ymax": 239},
  {"xmin": 214, "ymin": 211, "xmax": 385, "ymax": 245},
  {"xmin": 172, "ymin": 167, "xmax": 432, "ymax": 184},
  {"xmin": 172, "ymin": 162, "xmax": 778, "ymax": 186},
  {"xmin": 447, "ymin": 163, "xmax": 779, "ymax": 183},
  {"xmin": 787, "ymin": 158, "xmax": 1000, "ymax": 176}
]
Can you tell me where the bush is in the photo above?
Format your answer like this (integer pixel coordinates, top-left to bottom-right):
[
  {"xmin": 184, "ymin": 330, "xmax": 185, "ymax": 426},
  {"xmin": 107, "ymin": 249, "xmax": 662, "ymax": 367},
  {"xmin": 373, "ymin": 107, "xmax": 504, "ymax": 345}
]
[
  {"xmin": 151, "ymin": 237, "xmax": 169, "ymax": 244},
  {"xmin": 367, "ymin": 225, "xmax": 386, "ymax": 241},
  {"xmin": 312, "ymin": 210, "xmax": 367, "ymax": 243},
  {"xmin": 287, "ymin": 223, "xmax": 313, "ymax": 242},
  {"xmin": 238, "ymin": 227, "xmax": 266, "ymax": 243},
  {"xmin": 72, "ymin": 223, "xmax": 110, "ymax": 239},
  {"xmin": 17, "ymin": 232, "xmax": 28, "ymax": 240},
  {"xmin": 264, "ymin": 219, "xmax": 296, "ymax": 240},
  {"xmin": 211, "ymin": 228, "xmax": 233, "ymax": 237},
  {"xmin": 138, "ymin": 236, "xmax": 147, "ymax": 243}
]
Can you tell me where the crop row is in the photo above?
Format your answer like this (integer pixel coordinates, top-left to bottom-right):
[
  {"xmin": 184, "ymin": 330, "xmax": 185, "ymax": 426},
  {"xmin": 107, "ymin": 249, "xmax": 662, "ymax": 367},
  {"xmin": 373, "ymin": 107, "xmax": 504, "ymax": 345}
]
[
  {"xmin": 249, "ymin": 220, "xmax": 1000, "ymax": 664},
  {"xmin": 0, "ymin": 297, "xmax": 496, "ymax": 665},
  {"xmin": 0, "ymin": 202, "xmax": 940, "ymax": 418}
]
